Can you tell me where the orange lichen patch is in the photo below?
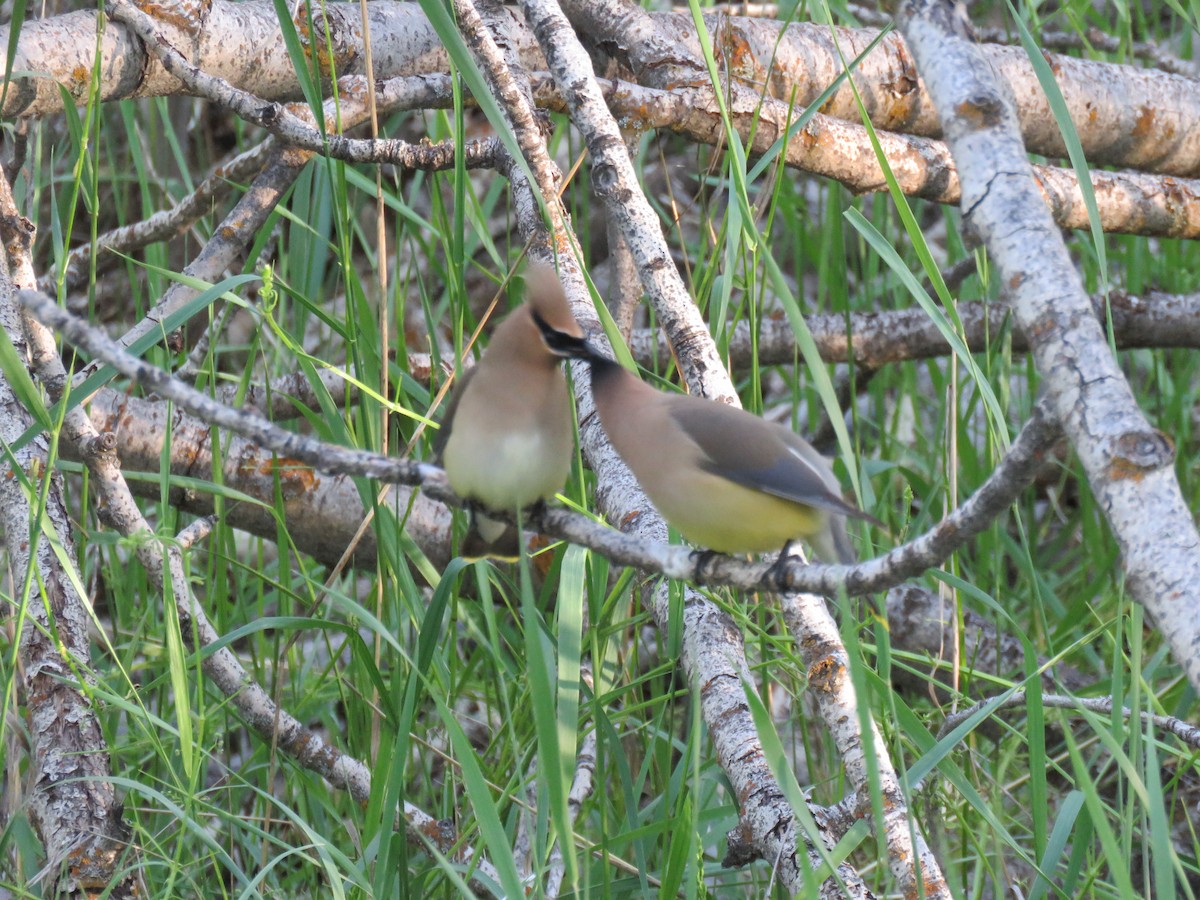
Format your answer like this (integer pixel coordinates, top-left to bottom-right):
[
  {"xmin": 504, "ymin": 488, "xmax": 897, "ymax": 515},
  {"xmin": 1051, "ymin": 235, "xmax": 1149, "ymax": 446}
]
[
  {"xmin": 1022, "ymin": 312, "xmax": 1060, "ymax": 342},
  {"xmin": 1131, "ymin": 105, "xmax": 1156, "ymax": 140},
  {"xmin": 552, "ymin": 230, "xmax": 575, "ymax": 258},
  {"xmin": 880, "ymin": 72, "xmax": 920, "ymax": 127},
  {"xmin": 256, "ymin": 457, "xmax": 319, "ymax": 497},
  {"xmin": 71, "ymin": 64, "xmax": 90, "ymax": 85},
  {"xmin": 617, "ymin": 99, "xmax": 660, "ymax": 131},
  {"xmin": 293, "ymin": 8, "xmax": 321, "ymax": 68},
  {"xmin": 807, "ymin": 655, "xmax": 840, "ymax": 690},
  {"xmin": 782, "ymin": 118, "xmax": 819, "ymax": 156},
  {"xmin": 293, "ymin": 5, "xmax": 353, "ymax": 76},
  {"xmin": 68, "ymin": 834, "xmax": 135, "ymax": 892},
  {"xmin": 1109, "ymin": 430, "xmax": 1175, "ymax": 482},
  {"xmin": 337, "ymin": 75, "xmax": 370, "ymax": 101},
  {"xmin": 619, "ymin": 509, "xmax": 642, "ymax": 530},
  {"xmin": 1041, "ymin": 48, "xmax": 1062, "ymax": 77},
  {"xmin": 137, "ymin": 0, "xmax": 209, "ymax": 33},
  {"xmin": 1156, "ymin": 177, "xmax": 1200, "ymax": 238},
  {"xmin": 719, "ymin": 24, "xmax": 759, "ymax": 83},
  {"xmin": 279, "ymin": 146, "xmax": 315, "ymax": 168},
  {"xmin": 954, "ymin": 95, "xmax": 1004, "ymax": 129},
  {"xmin": 1109, "ymin": 456, "xmax": 1144, "ymax": 481},
  {"xmin": 414, "ymin": 814, "xmax": 458, "ymax": 850}
]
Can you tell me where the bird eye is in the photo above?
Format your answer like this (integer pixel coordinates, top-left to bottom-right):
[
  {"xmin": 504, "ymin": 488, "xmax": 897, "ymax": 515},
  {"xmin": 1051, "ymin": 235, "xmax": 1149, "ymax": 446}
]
[
  {"xmin": 531, "ymin": 310, "xmax": 554, "ymax": 338},
  {"xmin": 532, "ymin": 309, "xmax": 593, "ymax": 359}
]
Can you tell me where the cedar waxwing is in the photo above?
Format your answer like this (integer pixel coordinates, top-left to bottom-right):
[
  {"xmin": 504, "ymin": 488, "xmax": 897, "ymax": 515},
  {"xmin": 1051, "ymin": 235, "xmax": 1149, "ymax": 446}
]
[
  {"xmin": 570, "ymin": 344, "xmax": 877, "ymax": 563},
  {"xmin": 437, "ymin": 266, "xmax": 588, "ymax": 559}
]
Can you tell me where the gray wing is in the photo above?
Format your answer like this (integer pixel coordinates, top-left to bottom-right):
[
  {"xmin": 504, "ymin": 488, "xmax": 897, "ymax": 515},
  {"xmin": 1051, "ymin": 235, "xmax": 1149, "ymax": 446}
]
[{"xmin": 670, "ymin": 398, "xmax": 878, "ymax": 522}]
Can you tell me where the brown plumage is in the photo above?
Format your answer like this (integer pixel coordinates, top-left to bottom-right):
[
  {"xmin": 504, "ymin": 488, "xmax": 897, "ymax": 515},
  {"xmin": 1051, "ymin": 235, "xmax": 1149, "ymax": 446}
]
[
  {"xmin": 583, "ymin": 354, "xmax": 877, "ymax": 562},
  {"xmin": 438, "ymin": 266, "xmax": 586, "ymax": 559}
]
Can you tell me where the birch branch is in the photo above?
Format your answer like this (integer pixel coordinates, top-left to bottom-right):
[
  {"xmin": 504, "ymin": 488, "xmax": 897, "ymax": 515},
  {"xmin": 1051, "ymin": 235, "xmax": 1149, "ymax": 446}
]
[
  {"xmin": 896, "ymin": 0, "xmax": 1200, "ymax": 696},
  {"xmin": 0, "ymin": 1, "xmax": 537, "ymax": 118},
  {"xmin": 47, "ymin": 140, "xmax": 274, "ymax": 295},
  {"xmin": 20, "ymin": 279, "xmax": 1070, "ymax": 602},
  {"xmin": 85, "ymin": 149, "xmax": 299, "ymax": 367},
  {"xmin": 95, "ymin": 2, "xmax": 486, "ymax": 365},
  {"xmin": 202, "ymin": 290, "xmax": 1200, "ymax": 425},
  {"xmin": 656, "ymin": 14, "xmax": 1200, "ymax": 177},
  {"xmin": 459, "ymin": 0, "xmax": 849, "ymax": 886},
  {"xmin": 780, "ymin": 588, "xmax": 950, "ymax": 898},
  {"xmin": 843, "ymin": 2, "xmax": 1199, "ymax": 76},
  {"xmin": 669, "ymin": 289, "xmax": 1200, "ymax": 370},
  {"xmin": 7, "ymin": 4, "xmax": 1200, "ymax": 181},
  {"xmin": 550, "ymin": 2, "xmax": 948, "ymax": 889},
  {"xmin": 453, "ymin": 0, "xmax": 840, "ymax": 888},
  {"xmin": 530, "ymin": 0, "xmax": 936, "ymax": 891},
  {"xmin": 107, "ymin": 0, "xmax": 490, "ymax": 170},
  {"xmin": 937, "ymin": 691, "xmax": 1200, "ymax": 749},
  {"xmin": 5, "ymin": 219, "xmax": 501, "ymax": 899},
  {"xmin": 541, "ymin": 75, "xmax": 1200, "ymax": 240},
  {"xmin": 48, "ymin": 69, "xmax": 478, "ymax": 297},
  {"xmin": 886, "ymin": 584, "xmax": 1088, "ymax": 701},
  {"xmin": 0, "ymin": 179, "xmax": 138, "ymax": 900},
  {"xmin": 545, "ymin": 669, "xmax": 598, "ymax": 900},
  {"xmin": 513, "ymin": 2, "xmax": 835, "ymax": 891},
  {"xmin": 528, "ymin": 1, "xmax": 735, "ymax": 402},
  {"xmin": 68, "ymin": 388, "xmax": 453, "ymax": 571}
]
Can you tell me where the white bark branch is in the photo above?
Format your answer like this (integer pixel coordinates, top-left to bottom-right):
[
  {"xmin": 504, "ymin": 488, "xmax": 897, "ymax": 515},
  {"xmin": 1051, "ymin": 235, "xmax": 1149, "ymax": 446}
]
[
  {"xmin": 542, "ymin": 74, "xmax": 1200, "ymax": 240},
  {"xmin": 8, "ymin": 234, "xmax": 500, "ymax": 898},
  {"xmin": 896, "ymin": 0, "xmax": 1200, "ymax": 695},
  {"xmin": 69, "ymin": 388, "xmax": 452, "ymax": 571},
  {"xmin": 6, "ymin": 3, "xmax": 1199, "ymax": 181},
  {"xmin": 781, "ymin": 589, "xmax": 950, "ymax": 898},
  {"xmin": 0, "ymin": 184, "xmax": 138, "ymax": 900},
  {"xmin": 937, "ymin": 691, "xmax": 1200, "ymax": 749}
]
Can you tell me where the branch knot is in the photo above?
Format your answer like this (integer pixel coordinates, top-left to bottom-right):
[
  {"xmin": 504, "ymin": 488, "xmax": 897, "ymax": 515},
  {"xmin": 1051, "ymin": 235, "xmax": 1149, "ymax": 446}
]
[{"xmin": 1109, "ymin": 429, "xmax": 1175, "ymax": 481}]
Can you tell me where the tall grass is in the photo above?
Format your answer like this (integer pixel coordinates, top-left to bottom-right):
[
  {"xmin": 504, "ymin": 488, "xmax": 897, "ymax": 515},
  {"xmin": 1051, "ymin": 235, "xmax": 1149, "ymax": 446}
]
[{"xmin": 0, "ymin": 0, "xmax": 1197, "ymax": 896}]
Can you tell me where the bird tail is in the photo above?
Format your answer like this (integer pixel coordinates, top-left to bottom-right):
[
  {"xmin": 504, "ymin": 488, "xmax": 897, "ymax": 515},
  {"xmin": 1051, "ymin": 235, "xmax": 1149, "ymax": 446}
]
[
  {"xmin": 460, "ymin": 510, "xmax": 523, "ymax": 561},
  {"xmin": 810, "ymin": 514, "xmax": 858, "ymax": 565}
]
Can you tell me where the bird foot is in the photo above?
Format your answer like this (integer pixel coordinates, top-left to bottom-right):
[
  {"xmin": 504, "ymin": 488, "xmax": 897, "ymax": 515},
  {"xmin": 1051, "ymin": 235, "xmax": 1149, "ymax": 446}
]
[
  {"xmin": 525, "ymin": 499, "xmax": 548, "ymax": 527},
  {"xmin": 691, "ymin": 548, "xmax": 721, "ymax": 584},
  {"xmin": 768, "ymin": 541, "xmax": 796, "ymax": 594}
]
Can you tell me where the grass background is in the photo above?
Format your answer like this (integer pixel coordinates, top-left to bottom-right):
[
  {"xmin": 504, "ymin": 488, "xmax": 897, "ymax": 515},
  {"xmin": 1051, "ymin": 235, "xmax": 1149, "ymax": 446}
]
[{"xmin": 1, "ymin": 0, "xmax": 1199, "ymax": 896}]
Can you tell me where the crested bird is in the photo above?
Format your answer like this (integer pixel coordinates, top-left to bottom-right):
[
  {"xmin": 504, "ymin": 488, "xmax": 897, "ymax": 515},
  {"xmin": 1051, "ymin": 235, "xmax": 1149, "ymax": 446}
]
[
  {"xmin": 437, "ymin": 265, "xmax": 588, "ymax": 559},
  {"xmin": 566, "ymin": 342, "xmax": 877, "ymax": 563}
]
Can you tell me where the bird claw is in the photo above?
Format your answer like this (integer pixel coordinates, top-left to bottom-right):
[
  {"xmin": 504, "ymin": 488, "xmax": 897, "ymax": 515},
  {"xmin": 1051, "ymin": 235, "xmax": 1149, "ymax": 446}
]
[
  {"xmin": 691, "ymin": 548, "xmax": 721, "ymax": 584},
  {"xmin": 768, "ymin": 541, "xmax": 795, "ymax": 594},
  {"xmin": 525, "ymin": 499, "xmax": 548, "ymax": 526}
]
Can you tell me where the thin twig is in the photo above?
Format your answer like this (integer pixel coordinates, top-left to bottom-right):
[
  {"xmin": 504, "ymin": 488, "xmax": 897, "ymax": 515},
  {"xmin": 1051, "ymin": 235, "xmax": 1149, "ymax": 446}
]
[
  {"xmin": 938, "ymin": 691, "xmax": 1200, "ymax": 749},
  {"xmin": 21, "ymin": 286, "xmax": 1063, "ymax": 599}
]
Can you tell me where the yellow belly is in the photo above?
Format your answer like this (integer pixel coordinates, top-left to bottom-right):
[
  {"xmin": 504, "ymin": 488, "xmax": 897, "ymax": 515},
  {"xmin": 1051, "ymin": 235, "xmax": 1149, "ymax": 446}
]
[{"xmin": 651, "ymin": 470, "xmax": 826, "ymax": 554}]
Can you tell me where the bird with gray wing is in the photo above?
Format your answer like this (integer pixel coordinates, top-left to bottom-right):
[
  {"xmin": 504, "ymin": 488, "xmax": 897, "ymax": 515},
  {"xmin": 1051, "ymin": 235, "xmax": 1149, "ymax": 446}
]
[
  {"xmin": 565, "ymin": 342, "xmax": 878, "ymax": 563},
  {"xmin": 437, "ymin": 265, "xmax": 589, "ymax": 559}
]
